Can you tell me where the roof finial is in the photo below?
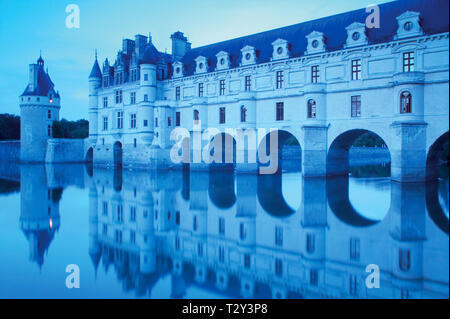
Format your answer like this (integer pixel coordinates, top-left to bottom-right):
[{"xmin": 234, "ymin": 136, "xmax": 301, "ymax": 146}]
[{"xmin": 95, "ymin": 49, "xmax": 98, "ymax": 60}]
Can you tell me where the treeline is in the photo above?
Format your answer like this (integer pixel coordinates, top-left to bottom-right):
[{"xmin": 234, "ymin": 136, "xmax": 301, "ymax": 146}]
[
  {"xmin": 0, "ymin": 114, "xmax": 88, "ymax": 140},
  {"xmin": 0, "ymin": 114, "xmax": 20, "ymax": 140},
  {"xmin": 353, "ymin": 132, "xmax": 387, "ymax": 147},
  {"xmin": 52, "ymin": 119, "xmax": 89, "ymax": 139}
]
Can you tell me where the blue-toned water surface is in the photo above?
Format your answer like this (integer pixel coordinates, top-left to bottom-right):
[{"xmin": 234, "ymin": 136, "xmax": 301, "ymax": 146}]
[{"xmin": 0, "ymin": 163, "xmax": 448, "ymax": 299}]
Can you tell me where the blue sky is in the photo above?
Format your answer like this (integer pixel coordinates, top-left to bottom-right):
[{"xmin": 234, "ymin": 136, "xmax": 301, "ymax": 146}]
[{"xmin": 0, "ymin": 0, "xmax": 387, "ymax": 120}]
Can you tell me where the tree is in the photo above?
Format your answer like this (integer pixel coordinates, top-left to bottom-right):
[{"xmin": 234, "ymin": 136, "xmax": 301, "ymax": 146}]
[{"xmin": 0, "ymin": 114, "xmax": 20, "ymax": 140}]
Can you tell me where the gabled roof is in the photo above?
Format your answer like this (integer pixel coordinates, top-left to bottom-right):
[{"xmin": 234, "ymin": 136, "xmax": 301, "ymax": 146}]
[{"xmin": 180, "ymin": 0, "xmax": 449, "ymax": 76}]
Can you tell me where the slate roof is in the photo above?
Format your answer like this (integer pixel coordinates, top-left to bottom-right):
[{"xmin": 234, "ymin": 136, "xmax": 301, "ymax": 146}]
[
  {"xmin": 89, "ymin": 58, "xmax": 102, "ymax": 78},
  {"xmin": 21, "ymin": 60, "xmax": 59, "ymax": 98},
  {"xmin": 180, "ymin": 0, "xmax": 449, "ymax": 76}
]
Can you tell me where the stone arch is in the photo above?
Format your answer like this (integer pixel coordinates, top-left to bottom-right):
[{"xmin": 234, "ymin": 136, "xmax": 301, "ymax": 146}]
[
  {"xmin": 426, "ymin": 131, "xmax": 449, "ymax": 181},
  {"xmin": 85, "ymin": 147, "xmax": 93, "ymax": 162},
  {"xmin": 209, "ymin": 132, "xmax": 237, "ymax": 171},
  {"xmin": 327, "ymin": 129, "xmax": 391, "ymax": 177},
  {"xmin": 113, "ymin": 141, "xmax": 123, "ymax": 168},
  {"xmin": 327, "ymin": 176, "xmax": 387, "ymax": 227},
  {"xmin": 425, "ymin": 131, "xmax": 449, "ymax": 235},
  {"xmin": 257, "ymin": 173, "xmax": 296, "ymax": 217},
  {"xmin": 257, "ymin": 129, "xmax": 302, "ymax": 174},
  {"xmin": 209, "ymin": 170, "xmax": 236, "ymax": 209}
]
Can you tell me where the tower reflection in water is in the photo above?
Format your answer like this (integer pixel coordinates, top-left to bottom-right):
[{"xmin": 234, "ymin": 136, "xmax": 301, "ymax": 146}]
[{"xmin": 7, "ymin": 163, "xmax": 449, "ymax": 299}]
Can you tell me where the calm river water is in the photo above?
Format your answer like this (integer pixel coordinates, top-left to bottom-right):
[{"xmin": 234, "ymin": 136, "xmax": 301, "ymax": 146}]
[{"xmin": 0, "ymin": 162, "xmax": 448, "ymax": 299}]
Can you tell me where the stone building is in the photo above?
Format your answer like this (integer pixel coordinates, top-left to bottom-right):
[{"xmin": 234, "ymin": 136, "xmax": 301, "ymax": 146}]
[{"xmin": 87, "ymin": 0, "xmax": 449, "ymax": 182}]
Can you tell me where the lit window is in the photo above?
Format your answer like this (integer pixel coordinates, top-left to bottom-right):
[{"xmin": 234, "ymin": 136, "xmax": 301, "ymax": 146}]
[
  {"xmin": 276, "ymin": 71, "xmax": 283, "ymax": 89},
  {"xmin": 276, "ymin": 102, "xmax": 284, "ymax": 121},
  {"xmin": 219, "ymin": 107, "xmax": 225, "ymax": 124},
  {"xmin": 403, "ymin": 52, "xmax": 414, "ymax": 72},
  {"xmin": 400, "ymin": 91, "xmax": 412, "ymax": 113},
  {"xmin": 351, "ymin": 59, "xmax": 362, "ymax": 80},
  {"xmin": 351, "ymin": 95, "xmax": 361, "ymax": 117},
  {"xmin": 311, "ymin": 65, "xmax": 320, "ymax": 83},
  {"xmin": 307, "ymin": 99, "xmax": 316, "ymax": 118}
]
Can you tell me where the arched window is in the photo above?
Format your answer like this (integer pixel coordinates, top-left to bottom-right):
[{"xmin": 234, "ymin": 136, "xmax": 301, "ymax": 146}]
[
  {"xmin": 307, "ymin": 99, "xmax": 316, "ymax": 118},
  {"xmin": 240, "ymin": 105, "xmax": 247, "ymax": 122},
  {"xmin": 400, "ymin": 91, "xmax": 412, "ymax": 113},
  {"xmin": 193, "ymin": 109, "xmax": 199, "ymax": 122}
]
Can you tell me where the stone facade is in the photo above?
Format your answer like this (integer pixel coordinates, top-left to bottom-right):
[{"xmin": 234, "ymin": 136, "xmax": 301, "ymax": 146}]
[{"xmin": 87, "ymin": 0, "xmax": 449, "ymax": 182}]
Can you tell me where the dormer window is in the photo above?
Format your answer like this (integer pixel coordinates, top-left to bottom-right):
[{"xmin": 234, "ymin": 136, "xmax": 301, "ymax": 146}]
[
  {"xmin": 345, "ymin": 22, "xmax": 367, "ymax": 48},
  {"xmin": 271, "ymin": 39, "xmax": 289, "ymax": 61},
  {"xmin": 306, "ymin": 31, "xmax": 326, "ymax": 55},
  {"xmin": 195, "ymin": 56, "xmax": 208, "ymax": 74},
  {"xmin": 216, "ymin": 51, "xmax": 230, "ymax": 71},
  {"xmin": 172, "ymin": 61, "xmax": 183, "ymax": 78},
  {"xmin": 395, "ymin": 11, "xmax": 423, "ymax": 40},
  {"xmin": 240, "ymin": 45, "xmax": 256, "ymax": 66}
]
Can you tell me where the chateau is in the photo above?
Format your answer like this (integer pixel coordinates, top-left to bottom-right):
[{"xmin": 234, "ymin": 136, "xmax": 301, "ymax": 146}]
[
  {"xmin": 7, "ymin": 0, "xmax": 447, "ymax": 182},
  {"xmin": 86, "ymin": 0, "xmax": 449, "ymax": 182}
]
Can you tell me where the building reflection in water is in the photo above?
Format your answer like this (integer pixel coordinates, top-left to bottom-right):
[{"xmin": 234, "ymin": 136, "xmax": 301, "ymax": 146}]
[{"xmin": 1, "ymin": 162, "xmax": 447, "ymax": 299}]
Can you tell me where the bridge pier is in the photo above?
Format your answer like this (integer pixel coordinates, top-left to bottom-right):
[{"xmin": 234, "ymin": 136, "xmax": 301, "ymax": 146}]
[
  {"xmin": 390, "ymin": 121, "xmax": 428, "ymax": 182},
  {"xmin": 301, "ymin": 125, "xmax": 328, "ymax": 177}
]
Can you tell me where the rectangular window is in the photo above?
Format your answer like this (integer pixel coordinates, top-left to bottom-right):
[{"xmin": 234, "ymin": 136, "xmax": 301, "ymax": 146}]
[
  {"xmin": 103, "ymin": 117, "xmax": 108, "ymax": 131},
  {"xmin": 144, "ymin": 74, "xmax": 148, "ymax": 81},
  {"xmin": 103, "ymin": 76, "xmax": 109, "ymax": 87},
  {"xmin": 218, "ymin": 217, "xmax": 225, "ymax": 235},
  {"xmin": 351, "ymin": 59, "xmax": 362, "ymax": 80},
  {"xmin": 350, "ymin": 237, "xmax": 360, "ymax": 260},
  {"xmin": 143, "ymin": 120, "xmax": 148, "ymax": 127},
  {"xmin": 155, "ymin": 117, "xmax": 158, "ymax": 127},
  {"xmin": 244, "ymin": 254, "xmax": 251, "ymax": 268},
  {"xmin": 349, "ymin": 274, "xmax": 358, "ymax": 296},
  {"xmin": 310, "ymin": 269, "xmax": 318, "ymax": 286},
  {"xmin": 102, "ymin": 202, "xmax": 108, "ymax": 216},
  {"xmin": 219, "ymin": 246, "xmax": 225, "ymax": 262},
  {"xmin": 245, "ymin": 75, "xmax": 251, "ymax": 92},
  {"xmin": 219, "ymin": 107, "xmax": 226, "ymax": 124},
  {"xmin": 115, "ymin": 90, "xmax": 122, "ymax": 104},
  {"xmin": 130, "ymin": 113, "xmax": 136, "ymax": 129},
  {"xmin": 198, "ymin": 83, "xmax": 204, "ymax": 97},
  {"xmin": 176, "ymin": 86, "xmax": 181, "ymax": 100},
  {"xmin": 403, "ymin": 52, "xmax": 414, "ymax": 72},
  {"xmin": 275, "ymin": 259, "xmax": 283, "ymax": 277},
  {"xmin": 219, "ymin": 80, "xmax": 225, "ymax": 95},
  {"xmin": 239, "ymin": 223, "xmax": 246, "ymax": 240},
  {"xmin": 176, "ymin": 112, "xmax": 181, "ymax": 126},
  {"xmin": 311, "ymin": 65, "xmax": 320, "ymax": 83},
  {"xmin": 276, "ymin": 102, "xmax": 284, "ymax": 121},
  {"xmin": 276, "ymin": 71, "xmax": 284, "ymax": 89},
  {"xmin": 144, "ymin": 94, "xmax": 148, "ymax": 102},
  {"xmin": 130, "ymin": 92, "xmax": 136, "ymax": 104},
  {"xmin": 103, "ymin": 97, "xmax": 108, "ymax": 108},
  {"xmin": 167, "ymin": 117, "xmax": 172, "ymax": 126},
  {"xmin": 306, "ymin": 233, "xmax": 315, "ymax": 253},
  {"xmin": 130, "ymin": 206, "xmax": 136, "ymax": 221},
  {"xmin": 130, "ymin": 231, "xmax": 136, "ymax": 244},
  {"xmin": 48, "ymin": 110, "xmax": 51, "ymax": 119},
  {"xmin": 351, "ymin": 95, "xmax": 361, "ymax": 117},
  {"xmin": 275, "ymin": 226, "xmax": 283, "ymax": 246},
  {"xmin": 117, "ymin": 111, "xmax": 123, "ymax": 129}
]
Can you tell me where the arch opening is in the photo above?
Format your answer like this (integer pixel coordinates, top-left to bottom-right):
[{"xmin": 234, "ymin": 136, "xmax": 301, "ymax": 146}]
[
  {"xmin": 327, "ymin": 130, "xmax": 391, "ymax": 177},
  {"xmin": 426, "ymin": 131, "xmax": 449, "ymax": 234},
  {"xmin": 113, "ymin": 141, "xmax": 123, "ymax": 168},
  {"xmin": 257, "ymin": 130, "xmax": 301, "ymax": 174}
]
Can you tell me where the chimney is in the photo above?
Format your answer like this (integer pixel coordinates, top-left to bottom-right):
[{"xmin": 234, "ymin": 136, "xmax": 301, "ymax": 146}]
[
  {"xmin": 28, "ymin": 64, "xmax": 39, "ymax": 92},
  {"xmin": 122, "ymin": 38, "xmax": 135, "ymax": 55},
  {"xmin": 171, "ymin": 31, "xmax": 191, "ymax": 61},
  {"xmin": 134, "ymin": 34, "xmax": 148, "ymax": 57}
]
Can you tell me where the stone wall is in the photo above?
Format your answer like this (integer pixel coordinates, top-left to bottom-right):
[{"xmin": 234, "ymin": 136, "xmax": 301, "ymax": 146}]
[
  {"xmin": 45, "ymin": 138, "xmax": 89, "ymax": 163},
  {"xmin": 0, "ymin": 141, "xmax": 20, "ymax": 163}
]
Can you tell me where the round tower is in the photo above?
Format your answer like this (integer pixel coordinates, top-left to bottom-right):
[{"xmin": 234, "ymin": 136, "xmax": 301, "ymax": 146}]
[
  {"xmin": 88, "ymin": 52, "xmax": 102, "ymax": 144},
  {"xmin": 138, "ymin": 44, "xmax": 158, "ymax": 146},
  {"xmin": 19, "ymin": 55, "xmax": 61, "ymax": 162}
]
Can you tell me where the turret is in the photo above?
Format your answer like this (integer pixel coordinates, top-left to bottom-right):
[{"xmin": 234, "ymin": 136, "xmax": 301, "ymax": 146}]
[
  {"xmin": 20, "ymin": 54, "xmax": 61, "ymax": 162},
  {"xmin": 88, "ymin": 51, "xmax": 102, "ymax": 144}
]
